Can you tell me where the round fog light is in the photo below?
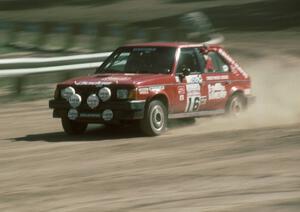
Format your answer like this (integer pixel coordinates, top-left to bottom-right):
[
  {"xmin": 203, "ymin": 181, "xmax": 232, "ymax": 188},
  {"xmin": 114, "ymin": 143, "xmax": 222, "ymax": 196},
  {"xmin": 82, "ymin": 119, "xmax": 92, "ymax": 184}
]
[
  {"xmin": 68, "ymin": 109, "xmax": 78, "ymax": 120},
  {"xmin": 61, "ymin": 86, "xmax": 75, "ymax": 100},
  {"xmin": 87, "ymin": 94, "xmax": 100, "ymax": 109},
  {"xmin": 102, "ymin": 109, "xmax": 113, "ymax": 121},
  {"xmin": 69, "ymin": 94, "xmax": 82, "ymax": 108},
  {"xmin": 98, "ymin": 87, "xmax": 111, "ymax": 102}
]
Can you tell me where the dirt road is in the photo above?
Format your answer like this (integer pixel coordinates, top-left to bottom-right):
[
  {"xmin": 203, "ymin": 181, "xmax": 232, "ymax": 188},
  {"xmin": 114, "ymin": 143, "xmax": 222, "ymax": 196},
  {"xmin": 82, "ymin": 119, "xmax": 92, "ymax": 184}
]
[
  {"xmin": 1, "ymin": 31, "xmax": 300, "ymax": 211},
  {"xmin": 0, "ymin": 100, "xmax": 300, "ymax": 212}
]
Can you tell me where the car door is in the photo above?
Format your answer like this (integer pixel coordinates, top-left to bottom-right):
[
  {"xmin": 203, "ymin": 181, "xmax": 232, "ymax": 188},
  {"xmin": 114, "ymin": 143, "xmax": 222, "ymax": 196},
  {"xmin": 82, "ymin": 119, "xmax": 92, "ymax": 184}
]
[
  {"xmin": 201, "ymin": 50, "xmax": 231, "ymax": 110},
  {"xmin": 174, "ymin": 47, "xmax": 205, "ymax": 113}
]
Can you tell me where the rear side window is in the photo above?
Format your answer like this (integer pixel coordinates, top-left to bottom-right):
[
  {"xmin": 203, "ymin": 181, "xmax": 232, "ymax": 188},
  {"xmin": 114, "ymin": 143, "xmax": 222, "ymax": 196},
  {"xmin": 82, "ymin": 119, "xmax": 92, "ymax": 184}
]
[{"xmin": 207, "ymin": 51, "xmax": 230, "ymax": 73}]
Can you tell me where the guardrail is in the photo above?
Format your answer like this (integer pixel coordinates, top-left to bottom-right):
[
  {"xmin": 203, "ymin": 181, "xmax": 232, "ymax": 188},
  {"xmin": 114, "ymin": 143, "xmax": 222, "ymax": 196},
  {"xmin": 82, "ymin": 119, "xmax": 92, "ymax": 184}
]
[
  {"xmin": 0, "ymin": 52, "xmax": 111, "ymax": 65},
  {"xmin": 0, "ymin": 52, "xmax": 111, "ymax": 95},
  {"xmin": 0, "ymin": 52, "xmax": 111, "ymax": 78}
]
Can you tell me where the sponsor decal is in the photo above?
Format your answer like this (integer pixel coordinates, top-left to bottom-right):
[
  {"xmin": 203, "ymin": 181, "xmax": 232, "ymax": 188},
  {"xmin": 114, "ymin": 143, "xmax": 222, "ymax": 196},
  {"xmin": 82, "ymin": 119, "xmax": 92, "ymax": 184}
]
[
  {"xmin": 138, "ymin": 87, "xmax": 149, "ymax": 95},
  {"xmin": 149, "ymin": 85, "xmax": 164, "ymax": 93},
  {"xmin": 185, "ymin": 83, "xmax": 201, "ymax": 112},
  {"xmin": 186, "ymin": 84, "xmax": 200, "ymax": 96},
  {"xmin": 74, "ymin": 81, "xmax": 111, "ymax": 86},
  {"xmin": 200, "ymin": 96, "xmax": 207, "ymax": 104},
  {"xmin": 133, "ymin": 47, "xmax": 157, "ymax": 52},
  {"xmin": 177, "ymin": 85, "xmax": 186, "ymax": 95},
  {"xmin": 101, "ymin": 76, "xmax": 131, "ymax": 82},
  {"xmin": 179, "ymin": 95, "xmax": 185, "ymax": 101},
  {"xmin": 218, "ymin": 49, "xmax": 248, "ymax": 78},
  {"xmin": 184, "ymin": 74, "xmax": 204, "ymax": 112},
  {"xmin": 208, "ymin": 83, "xmax": 227, "ymax": 100},
  {"xmin": 185, "ymin": 74, "xmax": 202, "ymax": 84},
  {"xmin": 206, "ymin": 75, "xmax": 229, "ymax": 81}
]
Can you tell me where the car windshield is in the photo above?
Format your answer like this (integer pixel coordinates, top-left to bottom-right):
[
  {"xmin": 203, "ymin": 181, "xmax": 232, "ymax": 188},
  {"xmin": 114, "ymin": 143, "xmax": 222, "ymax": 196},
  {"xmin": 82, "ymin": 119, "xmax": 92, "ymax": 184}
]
[{"xmin": 96, "ymin": 47, "xmax": 176, "ymax": 74}]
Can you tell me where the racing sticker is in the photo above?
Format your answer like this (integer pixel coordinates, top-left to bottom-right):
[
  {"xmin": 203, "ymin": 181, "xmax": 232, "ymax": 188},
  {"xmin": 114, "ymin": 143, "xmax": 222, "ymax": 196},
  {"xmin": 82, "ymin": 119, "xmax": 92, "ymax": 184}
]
[
  {"xmin": 74, "ymin": 81, "xmax": 112, "ymax": 87},
  {"xmin": 185, "ymin": 74, "xmax": 202, "ymax": 84},
  {"xmin": 218, "ymin": 48, "xmax": 248, "ymax": 78},
  {"xmin": 184, "ymin": 75, "xmax": 202, "ymax": 112},
  {"xmin": 138, "ymin": 87, "xmax": 149, "ymax": 95},
  {"xmin": 206, "ymin": 75, "xmax": 229, "ymax": 81},
  {"xmin": 177, "ymin": 85, "xmax": 186, "ymax": 95},
  {"xmin": 179, "ymin": 95, "xmax": 185, "ymax": 101},
  {"xmin": 149, "ymin": 85, "xmax": 164, "ymax": 93},
  {"xmin": 208, "ymin": 83, "xmax": 227, "ymax": 100},
  {"xmin": 200, "ymin": 96, "xmax": 207, "ymax": 104}
]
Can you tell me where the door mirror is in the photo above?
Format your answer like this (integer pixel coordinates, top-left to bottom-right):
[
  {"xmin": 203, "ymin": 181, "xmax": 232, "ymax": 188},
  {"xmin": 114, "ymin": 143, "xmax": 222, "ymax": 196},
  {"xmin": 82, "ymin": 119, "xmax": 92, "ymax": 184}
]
[{"xmin": 182, "ymin": 67, "xmax": 191, "ymax": 76}]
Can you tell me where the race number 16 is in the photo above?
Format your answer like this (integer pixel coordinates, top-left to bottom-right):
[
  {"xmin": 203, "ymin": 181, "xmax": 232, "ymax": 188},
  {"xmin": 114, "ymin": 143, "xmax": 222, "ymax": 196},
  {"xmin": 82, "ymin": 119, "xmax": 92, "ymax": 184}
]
[{"xmin": 186, "ymin": 97, "xmax": 200, "ymax": 112}]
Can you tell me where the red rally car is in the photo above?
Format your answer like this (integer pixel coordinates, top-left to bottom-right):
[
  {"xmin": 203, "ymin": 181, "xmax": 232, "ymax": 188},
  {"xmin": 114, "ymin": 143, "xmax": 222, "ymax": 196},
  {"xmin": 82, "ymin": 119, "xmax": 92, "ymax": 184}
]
[{"xmin": 49, "ymin": 42, "xmax": 255, "ymax": 136}]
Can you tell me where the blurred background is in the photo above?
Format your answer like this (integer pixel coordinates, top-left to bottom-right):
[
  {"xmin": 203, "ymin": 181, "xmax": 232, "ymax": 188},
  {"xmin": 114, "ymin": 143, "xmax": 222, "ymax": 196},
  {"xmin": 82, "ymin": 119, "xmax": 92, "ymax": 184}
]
[
  {"xmin": 1, "ymin": 2, "xmax": 300, "ymax": 211},
  {"xmin": 0, "ymin": 0, "xmax": 298, "ymax": 101}
]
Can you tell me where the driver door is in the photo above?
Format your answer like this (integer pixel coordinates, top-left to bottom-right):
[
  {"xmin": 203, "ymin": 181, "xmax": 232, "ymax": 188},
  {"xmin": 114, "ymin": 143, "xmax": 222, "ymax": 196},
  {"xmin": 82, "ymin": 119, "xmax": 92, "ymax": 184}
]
[{"xmin": 174, "ymin": 48, "xmax": 205, "ymax": 113}]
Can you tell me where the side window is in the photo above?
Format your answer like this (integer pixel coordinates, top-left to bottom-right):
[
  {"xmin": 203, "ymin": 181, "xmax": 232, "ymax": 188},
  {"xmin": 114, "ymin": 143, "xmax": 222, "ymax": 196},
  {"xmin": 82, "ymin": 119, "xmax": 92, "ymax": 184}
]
[
  {"xmin": 195, "ymin": 49, "xmax": 206, "ymax": 73},
  {"xmin": 206, "ymin": 52, "xmax": 230, "ymax": 73},
  {"xmin": 176, "ymin": 48, "xmax": 201, "ymax": 74}
]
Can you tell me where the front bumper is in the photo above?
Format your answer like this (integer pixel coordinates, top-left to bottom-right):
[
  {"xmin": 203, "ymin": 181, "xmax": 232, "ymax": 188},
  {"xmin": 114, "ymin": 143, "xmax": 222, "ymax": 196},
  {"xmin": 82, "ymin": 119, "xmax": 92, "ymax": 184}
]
[{"xmin": 49, "ymin": 99, "xmax": 146, "ymax": 122}]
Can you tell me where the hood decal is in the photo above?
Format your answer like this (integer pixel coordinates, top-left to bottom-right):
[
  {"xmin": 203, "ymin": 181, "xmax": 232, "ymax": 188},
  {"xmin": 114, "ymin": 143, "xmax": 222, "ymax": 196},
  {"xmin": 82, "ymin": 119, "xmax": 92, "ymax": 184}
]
[{"xmin": 74, "ymin": 81, "xmax": 112, "ymax": 86}]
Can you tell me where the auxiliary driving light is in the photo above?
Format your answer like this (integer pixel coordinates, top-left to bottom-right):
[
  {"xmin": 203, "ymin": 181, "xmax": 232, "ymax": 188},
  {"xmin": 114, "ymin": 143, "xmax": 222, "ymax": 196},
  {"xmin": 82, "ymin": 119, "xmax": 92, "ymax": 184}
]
[
  {"xmin": 87, "ymin": 94, "xmax": 100, "ymax": 109},
  {"xmin": 98, "ymin": 87, "xmax": 111, "ymax": 102},
  {"xmin": 102, "ymin": 109, "xmax": 113, "ymax": 121},
  {"xmin": 68, "ymin": 109, "xmax": 78, "ymax": 120},
  {"xmin": 69, "ymin": 93, "xmax": 82, "ymax": 108},
  {"xmin": 61, "ymin": 86, "xmax": 75, "ymax": 100}
]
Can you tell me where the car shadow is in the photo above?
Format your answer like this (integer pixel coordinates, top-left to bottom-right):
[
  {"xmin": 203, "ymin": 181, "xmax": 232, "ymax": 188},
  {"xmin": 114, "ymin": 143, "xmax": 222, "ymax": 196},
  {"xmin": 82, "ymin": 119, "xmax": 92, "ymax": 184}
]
[
  {"xmin": 13, "ymin": 125, "xmax": 144, "ymax": 143},
  {"xmin": 12, "ymin": 119, "xmax": 196, "ymax": 143}
]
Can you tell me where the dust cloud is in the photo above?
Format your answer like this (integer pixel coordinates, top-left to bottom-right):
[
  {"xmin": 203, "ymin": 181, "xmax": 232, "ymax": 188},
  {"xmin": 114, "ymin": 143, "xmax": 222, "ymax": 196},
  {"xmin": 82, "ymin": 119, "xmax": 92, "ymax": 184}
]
[{"xmin": 171, "ymin": 53, "xmax": 300, "ymax": 136}]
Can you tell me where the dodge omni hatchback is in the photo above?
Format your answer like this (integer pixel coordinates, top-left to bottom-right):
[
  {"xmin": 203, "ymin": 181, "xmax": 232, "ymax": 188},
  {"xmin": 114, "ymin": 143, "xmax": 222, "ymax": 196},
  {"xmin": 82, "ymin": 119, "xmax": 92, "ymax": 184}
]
[{"xmin": 49, "ymin": 42, "xmax": 255, "ymax": 136}]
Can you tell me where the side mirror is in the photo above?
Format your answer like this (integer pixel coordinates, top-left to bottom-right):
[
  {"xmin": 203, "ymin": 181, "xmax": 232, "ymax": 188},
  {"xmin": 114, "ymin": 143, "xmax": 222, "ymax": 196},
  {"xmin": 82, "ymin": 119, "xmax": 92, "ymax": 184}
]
[{"xmin": 182, "ymin": 67, "xmax": 191, "ymax": 76}]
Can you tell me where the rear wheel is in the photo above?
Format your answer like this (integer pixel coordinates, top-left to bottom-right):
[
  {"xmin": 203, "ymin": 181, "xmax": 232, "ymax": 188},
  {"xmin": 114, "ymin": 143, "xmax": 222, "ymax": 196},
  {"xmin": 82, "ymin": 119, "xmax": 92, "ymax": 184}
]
[
  {"xmin": 140, "ymin": 100, "xmax": 167, "ymax": 136},
  {"xmin": 226, "ymin": 94, "xmax": 246, "ymax": 116},
  {"xmin": 61, "ymin": 117, "xmax": 87, "ymax": 135}
]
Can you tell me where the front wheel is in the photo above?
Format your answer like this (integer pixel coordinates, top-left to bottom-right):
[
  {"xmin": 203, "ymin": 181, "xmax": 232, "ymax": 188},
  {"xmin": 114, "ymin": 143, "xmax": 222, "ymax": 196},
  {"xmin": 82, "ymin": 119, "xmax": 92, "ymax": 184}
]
[
  {"xmin": 140, "ymin": 100, "xmax": 167, "ymax": 136},
  {"xmin": 61, "ymin": 117, "xmax": 88, "ymax": 135}
]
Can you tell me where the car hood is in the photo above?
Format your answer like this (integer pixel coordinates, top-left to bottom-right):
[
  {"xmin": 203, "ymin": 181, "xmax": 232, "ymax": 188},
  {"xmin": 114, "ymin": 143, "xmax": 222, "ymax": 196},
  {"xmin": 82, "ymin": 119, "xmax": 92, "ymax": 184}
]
[{"xmin": 61, "ymin": 73, "xmax": 174, "ymax": 87}]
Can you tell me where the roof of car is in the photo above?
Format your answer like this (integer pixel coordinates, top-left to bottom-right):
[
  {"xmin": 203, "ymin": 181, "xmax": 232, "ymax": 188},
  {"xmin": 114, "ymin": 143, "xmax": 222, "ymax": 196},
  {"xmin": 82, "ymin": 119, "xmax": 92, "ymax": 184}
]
[{"xmin": 123, "ymin": 42, "xmax": 220, "ymax": 48}]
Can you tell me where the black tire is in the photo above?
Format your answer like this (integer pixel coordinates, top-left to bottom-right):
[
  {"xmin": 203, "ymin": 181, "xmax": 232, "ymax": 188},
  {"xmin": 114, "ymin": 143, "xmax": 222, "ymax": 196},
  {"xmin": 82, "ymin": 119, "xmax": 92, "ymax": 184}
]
[
  {"xmin": 226, "ymin": 94, "xmax": 246, "ymax": 117},
  {"xmin": 140, "ymin": 100, "xmax": 168, "ymax": 136},
  {"xmin": 61, "ymin": 117, "xmax": 88, "ymax": 135}
]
